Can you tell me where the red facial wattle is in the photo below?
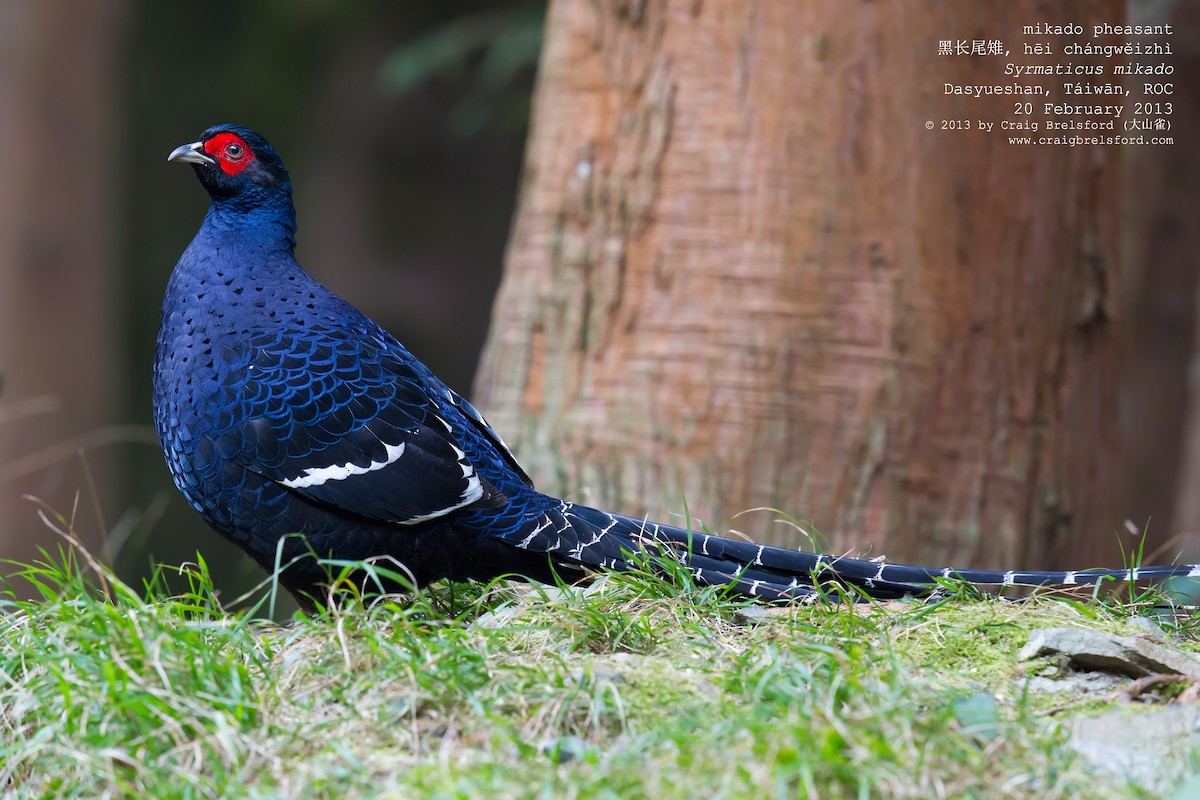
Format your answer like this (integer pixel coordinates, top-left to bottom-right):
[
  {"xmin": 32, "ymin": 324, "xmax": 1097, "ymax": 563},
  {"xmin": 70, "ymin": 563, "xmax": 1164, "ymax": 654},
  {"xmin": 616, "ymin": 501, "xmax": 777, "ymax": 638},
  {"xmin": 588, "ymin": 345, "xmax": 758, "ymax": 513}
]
[{"xmin": 203, "ymin": 132, "xmax": 256, "ymax": 176}]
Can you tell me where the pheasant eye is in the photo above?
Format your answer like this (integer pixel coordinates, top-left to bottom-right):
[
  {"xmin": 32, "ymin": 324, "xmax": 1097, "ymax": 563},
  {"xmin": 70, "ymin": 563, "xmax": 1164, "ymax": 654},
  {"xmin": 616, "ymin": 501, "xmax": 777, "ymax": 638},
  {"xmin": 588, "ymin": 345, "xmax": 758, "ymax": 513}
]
[{"xmin": 203, "ymin": 132, "xmax": 256, "ymax": 175}]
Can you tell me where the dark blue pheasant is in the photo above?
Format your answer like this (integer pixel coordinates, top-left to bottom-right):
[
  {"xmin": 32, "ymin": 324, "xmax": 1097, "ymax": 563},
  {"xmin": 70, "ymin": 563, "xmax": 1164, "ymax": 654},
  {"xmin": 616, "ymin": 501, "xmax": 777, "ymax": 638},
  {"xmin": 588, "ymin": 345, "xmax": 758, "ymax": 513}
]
[{"xmin": 155, "ymin": 124, "xmax": 1200, "ymax": 611}]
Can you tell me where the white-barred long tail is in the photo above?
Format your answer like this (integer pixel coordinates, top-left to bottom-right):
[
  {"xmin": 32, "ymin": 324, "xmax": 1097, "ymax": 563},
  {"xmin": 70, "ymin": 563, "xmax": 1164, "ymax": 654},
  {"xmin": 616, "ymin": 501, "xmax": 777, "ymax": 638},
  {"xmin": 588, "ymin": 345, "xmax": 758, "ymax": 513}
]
[{"xmin": 505, "ymin": 501, "xmax": 1199, "ymax": 601}]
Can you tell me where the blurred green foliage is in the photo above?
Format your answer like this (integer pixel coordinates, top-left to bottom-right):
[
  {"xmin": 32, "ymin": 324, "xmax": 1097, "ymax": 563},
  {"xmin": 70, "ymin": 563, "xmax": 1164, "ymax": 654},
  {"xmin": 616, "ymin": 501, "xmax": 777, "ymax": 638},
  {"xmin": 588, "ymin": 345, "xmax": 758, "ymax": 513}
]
[{"xmin": 378, "ymin": 7, "xmax": 544, "ymax": 135}]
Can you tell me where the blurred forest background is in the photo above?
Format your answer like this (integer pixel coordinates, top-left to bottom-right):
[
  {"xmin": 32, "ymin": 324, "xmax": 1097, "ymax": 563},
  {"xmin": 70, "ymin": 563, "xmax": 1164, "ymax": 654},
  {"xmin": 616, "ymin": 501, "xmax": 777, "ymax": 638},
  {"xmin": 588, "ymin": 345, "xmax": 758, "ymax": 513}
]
[
  {"xmin": 0, "ymin": 0, "xmax": 542, "ymax": 597},
  {"xmin": 0, "ymin": 0, "xmax": 1196, "ymax": 603}
]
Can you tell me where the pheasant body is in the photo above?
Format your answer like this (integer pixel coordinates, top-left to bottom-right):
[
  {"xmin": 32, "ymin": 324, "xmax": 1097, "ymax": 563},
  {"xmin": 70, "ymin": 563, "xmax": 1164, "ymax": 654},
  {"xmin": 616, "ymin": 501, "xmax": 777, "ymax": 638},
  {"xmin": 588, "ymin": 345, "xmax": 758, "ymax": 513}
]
[{"xmin": 155, "ymin": 125, "xmax": 1200, "ymax": 610}]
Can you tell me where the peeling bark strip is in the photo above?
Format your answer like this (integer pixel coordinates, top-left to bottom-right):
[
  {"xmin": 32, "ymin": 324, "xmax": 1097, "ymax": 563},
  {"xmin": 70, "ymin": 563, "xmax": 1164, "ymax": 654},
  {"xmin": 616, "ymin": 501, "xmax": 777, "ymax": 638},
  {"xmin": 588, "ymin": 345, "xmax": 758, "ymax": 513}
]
[{"xmin": 476, "ymin": 0, "xmax": 1126, "ymax": 569}]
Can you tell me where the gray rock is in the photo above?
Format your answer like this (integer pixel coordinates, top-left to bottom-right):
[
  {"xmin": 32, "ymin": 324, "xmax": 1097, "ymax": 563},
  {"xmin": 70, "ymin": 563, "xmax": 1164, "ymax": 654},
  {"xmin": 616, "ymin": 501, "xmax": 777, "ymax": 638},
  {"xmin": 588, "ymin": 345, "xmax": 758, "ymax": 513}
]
[
  {"xmin": 1067, "ymin": 706, "xmax": 1200, "ymax": 793},
  {"xmin": 1127, "ymin": 615, "xmax": 1169, "ymax": 640},
  {"xmin": 1018, "ymin": 627, "xmax": 1200, "ymax": 678},
  {"xmin": 1025, "ymin": 671, "xmax": 1128, "ymax": 696}
]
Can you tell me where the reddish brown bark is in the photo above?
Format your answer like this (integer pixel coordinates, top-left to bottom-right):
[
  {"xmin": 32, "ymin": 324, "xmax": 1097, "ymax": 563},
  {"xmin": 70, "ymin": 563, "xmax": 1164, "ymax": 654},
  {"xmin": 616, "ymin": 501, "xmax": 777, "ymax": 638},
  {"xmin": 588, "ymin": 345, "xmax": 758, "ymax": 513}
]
[
  {"xmin": 477, "ymin": 0, "xmax": 1128, "ymax": 569},
  {"xmin": 1151, "ymin": 2, "xmax": 1200, "ymax": 559}
]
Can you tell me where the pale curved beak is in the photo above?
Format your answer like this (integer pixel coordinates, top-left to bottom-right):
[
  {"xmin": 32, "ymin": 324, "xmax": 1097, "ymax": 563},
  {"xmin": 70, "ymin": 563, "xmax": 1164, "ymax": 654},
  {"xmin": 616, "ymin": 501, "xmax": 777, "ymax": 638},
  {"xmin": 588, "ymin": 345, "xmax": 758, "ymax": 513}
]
[{"xmin": 167, "ymin": 140, "xmax": 216, "ymax": 166}]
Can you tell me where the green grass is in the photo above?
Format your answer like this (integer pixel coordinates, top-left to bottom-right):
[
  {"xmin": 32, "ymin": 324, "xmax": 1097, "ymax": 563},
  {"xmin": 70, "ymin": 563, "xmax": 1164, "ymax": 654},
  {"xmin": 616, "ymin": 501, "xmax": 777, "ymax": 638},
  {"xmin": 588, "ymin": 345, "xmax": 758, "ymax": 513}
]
[{"xmin": 2, "ymin": 547, "xmax": 1199, "ymax": 799}]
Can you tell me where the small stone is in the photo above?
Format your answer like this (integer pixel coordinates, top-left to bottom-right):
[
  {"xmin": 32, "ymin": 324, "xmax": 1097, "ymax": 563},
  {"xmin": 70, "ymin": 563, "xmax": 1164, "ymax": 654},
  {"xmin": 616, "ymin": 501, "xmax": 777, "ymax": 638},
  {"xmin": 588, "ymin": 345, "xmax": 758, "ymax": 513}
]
[
  {"xmin": 1018, "ymin": 627, "xmax": 1200, "ymax": 678},
  {"xmin": 541, "ymin": 735, "xmax": 589, "ymax": 764},
  {"xmin": 732, "ymin": 606, "xmax": 775, "ymax": 625}
]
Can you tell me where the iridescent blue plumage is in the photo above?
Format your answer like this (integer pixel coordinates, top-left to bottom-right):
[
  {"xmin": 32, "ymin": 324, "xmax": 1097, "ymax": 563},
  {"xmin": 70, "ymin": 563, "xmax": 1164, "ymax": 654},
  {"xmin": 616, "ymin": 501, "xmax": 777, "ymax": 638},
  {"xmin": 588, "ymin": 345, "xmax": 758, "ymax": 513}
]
[{"xmin": 155, "ymin": 125, "xmax": 1200, "ymax": 610}]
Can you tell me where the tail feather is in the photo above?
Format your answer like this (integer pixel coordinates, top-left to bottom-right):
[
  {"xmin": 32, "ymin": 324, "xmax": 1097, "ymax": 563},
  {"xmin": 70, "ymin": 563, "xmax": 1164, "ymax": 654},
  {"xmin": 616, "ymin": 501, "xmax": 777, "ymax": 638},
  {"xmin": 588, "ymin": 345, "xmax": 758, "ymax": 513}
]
[{"xmin": 513, "ymin": 502, "xmax": 1200, "ymax": 599}]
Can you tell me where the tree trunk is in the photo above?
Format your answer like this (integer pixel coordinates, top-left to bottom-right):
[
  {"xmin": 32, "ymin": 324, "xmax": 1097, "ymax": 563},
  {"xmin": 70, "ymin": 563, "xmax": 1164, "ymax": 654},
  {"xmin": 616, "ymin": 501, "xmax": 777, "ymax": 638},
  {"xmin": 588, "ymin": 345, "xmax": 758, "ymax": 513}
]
[
  {"xmin": 1154, "ymin": 2, "xmax": 1200, "ymax": 559},
  {"xmin": 476, "ymin": 0, "xmax": 1126, "ymax": 569},
  {"xmin": 0, "ymin": 1, "xmax": 127, "ymax": 562}
]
